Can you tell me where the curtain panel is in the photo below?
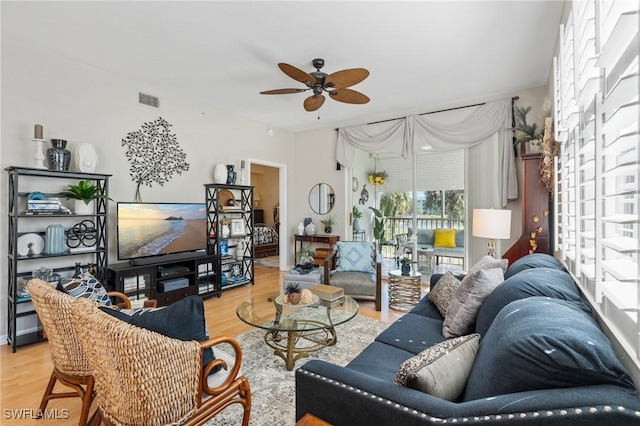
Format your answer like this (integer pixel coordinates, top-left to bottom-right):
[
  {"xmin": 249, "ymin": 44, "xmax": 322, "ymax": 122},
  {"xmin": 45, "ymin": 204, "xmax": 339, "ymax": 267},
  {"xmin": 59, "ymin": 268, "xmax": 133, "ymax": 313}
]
[{"xmin": 336, "ymin": 98, "xmax": 518, "ymax": 207}]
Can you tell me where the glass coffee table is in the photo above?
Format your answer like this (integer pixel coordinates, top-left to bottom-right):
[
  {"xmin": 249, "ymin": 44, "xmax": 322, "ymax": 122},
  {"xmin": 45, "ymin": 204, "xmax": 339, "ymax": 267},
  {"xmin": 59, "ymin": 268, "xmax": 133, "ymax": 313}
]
[{"xmin": 236, "ymin": 292, "xmax": 359, "ymax": 370}]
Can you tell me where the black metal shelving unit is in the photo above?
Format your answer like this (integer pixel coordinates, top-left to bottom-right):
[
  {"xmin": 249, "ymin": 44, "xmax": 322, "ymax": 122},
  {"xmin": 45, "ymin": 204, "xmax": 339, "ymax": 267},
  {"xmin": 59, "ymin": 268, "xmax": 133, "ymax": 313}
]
[
  {"xmin": 204, "ymin": 184, "xmax": 254, "ymax": 290},
  {"xmin": 5, "ymin": 166, "xmax": 110, "ymax": 352}
]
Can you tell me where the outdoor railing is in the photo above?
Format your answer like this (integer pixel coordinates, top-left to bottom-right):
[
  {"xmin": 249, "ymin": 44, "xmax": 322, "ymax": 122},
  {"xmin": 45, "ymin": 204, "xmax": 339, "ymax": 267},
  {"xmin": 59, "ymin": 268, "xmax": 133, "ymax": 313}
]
[{"xmin": 381, "ymin": 217, "xmax": 465, "ymax": 243}]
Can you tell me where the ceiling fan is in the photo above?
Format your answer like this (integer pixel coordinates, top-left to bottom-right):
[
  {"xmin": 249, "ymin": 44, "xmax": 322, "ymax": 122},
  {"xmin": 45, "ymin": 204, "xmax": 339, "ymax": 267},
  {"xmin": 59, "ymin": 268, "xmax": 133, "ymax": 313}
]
[{"xmin": 260, "ymin": 58, "xmax": 370, "ymax": 112}]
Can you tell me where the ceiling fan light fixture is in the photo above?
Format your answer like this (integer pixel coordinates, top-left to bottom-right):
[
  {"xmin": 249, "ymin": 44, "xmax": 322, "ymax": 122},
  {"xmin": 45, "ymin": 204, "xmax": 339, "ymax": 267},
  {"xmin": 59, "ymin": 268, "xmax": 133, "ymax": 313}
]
[{"xmin": 261, "ymin": 58, "xmax": 370, "ymax": 112}]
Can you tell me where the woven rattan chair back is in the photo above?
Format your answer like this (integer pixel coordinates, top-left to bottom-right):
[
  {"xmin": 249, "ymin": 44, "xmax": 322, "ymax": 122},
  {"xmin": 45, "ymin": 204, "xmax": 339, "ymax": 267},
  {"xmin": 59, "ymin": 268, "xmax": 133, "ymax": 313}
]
[
  {"xmin": 72, "ymin": 297, "xmax": 213, "ymax": 425},
  {"xmin": 27, "ymin": 278, "xmax": 95, "ymax": 425},
  {"xmin": 29, "ymin": 279, "xmax": 92, "ymax": 374}
]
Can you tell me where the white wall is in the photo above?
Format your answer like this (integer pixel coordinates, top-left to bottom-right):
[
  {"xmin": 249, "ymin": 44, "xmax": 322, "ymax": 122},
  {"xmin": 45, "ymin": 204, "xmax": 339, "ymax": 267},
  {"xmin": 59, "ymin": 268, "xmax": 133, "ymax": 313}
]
[{"xmin": 0, "ymin": 39, "xmax": 297, "ymax": 338}]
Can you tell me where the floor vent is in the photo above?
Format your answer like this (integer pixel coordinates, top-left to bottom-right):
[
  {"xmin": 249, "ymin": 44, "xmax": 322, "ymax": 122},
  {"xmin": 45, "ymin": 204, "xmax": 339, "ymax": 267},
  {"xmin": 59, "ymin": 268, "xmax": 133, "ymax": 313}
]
[{"xmin": 138, "ymin": 92, "xmax": 160, "ymax": 108}]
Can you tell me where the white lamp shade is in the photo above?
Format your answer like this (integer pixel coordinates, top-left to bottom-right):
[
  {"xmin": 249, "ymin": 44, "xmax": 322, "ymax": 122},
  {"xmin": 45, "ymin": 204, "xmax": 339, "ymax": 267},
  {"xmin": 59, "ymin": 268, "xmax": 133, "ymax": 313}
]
[{"xmin": 472, "ymin": 209, "xmax": 511, "ymax": 239}]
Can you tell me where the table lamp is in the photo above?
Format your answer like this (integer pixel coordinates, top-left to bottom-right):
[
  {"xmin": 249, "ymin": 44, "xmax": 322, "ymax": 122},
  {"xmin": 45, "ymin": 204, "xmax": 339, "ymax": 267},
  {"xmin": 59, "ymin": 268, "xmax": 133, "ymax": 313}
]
[{"xmin": 472, "ymin": 208, "xmax": 511, "ymax": 258}]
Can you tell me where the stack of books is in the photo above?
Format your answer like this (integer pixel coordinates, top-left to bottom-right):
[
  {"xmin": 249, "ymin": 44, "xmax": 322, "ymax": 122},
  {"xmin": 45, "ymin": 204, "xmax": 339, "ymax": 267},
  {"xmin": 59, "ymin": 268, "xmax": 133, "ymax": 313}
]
[
  {"xmin": 25, "ymin": 198, "xmax": 71, "ymax": 215},
  {"xmin": 309, "ymin": 284, "xmax": 345, "ymax": 308}
]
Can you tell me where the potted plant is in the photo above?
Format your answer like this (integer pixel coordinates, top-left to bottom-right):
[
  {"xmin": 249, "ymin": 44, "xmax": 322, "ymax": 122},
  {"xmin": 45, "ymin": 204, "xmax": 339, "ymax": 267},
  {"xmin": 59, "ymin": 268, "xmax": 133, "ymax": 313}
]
[
  {"xmin": 352, "ymin": 206, "xmax": 363, "ymax": 231},
  {"xmin": 514, "ymin": 105, "xmax": 544, "ymax": 154},
  {"xmin": 399, "ymin": 253, "xmax": 415, "ymax": 276},
  {"xmin": 296, "ymin": 245, "xmax": 315, "ymax": 269},
  {"xmin": 320, "ymin": 214, "xmax": 335, "ymax": 234},
  {"xmin": 370, "ymin": 199, "xmax": 393, "ymax": 249},
  {"xmin": 59, "ymin": 179, "xmax": 112, "ymax": 215}
]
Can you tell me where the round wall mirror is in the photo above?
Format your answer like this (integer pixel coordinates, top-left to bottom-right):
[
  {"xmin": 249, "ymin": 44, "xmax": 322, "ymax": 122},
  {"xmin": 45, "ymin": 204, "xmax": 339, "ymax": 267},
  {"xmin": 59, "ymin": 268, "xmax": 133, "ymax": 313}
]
[{"xmin": 309, "ymin": 183, "xmax": 335, "ymax": 215}]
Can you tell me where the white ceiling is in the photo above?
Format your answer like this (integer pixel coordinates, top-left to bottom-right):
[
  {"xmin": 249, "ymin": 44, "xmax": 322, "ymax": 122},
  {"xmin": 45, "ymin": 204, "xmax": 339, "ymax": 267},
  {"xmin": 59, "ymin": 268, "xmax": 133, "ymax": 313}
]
[{"xmin": 2, "ymin": 1, "xmax": 565, "ymax": 133}]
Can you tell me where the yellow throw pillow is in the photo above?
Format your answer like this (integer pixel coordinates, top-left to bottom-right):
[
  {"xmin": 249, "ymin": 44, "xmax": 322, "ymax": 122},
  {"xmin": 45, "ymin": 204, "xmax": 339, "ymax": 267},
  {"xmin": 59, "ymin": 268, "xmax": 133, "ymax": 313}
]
[{"xmin": 434, "ymin": 229, "xmax": 456, "ymax": 248}]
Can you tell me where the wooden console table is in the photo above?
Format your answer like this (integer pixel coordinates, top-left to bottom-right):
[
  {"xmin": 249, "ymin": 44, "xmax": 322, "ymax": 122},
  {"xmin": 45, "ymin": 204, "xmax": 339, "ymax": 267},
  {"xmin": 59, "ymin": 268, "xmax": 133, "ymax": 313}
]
[{"xmin": 294, "ymin": 234, "xmax": 340, "ymax": 265}]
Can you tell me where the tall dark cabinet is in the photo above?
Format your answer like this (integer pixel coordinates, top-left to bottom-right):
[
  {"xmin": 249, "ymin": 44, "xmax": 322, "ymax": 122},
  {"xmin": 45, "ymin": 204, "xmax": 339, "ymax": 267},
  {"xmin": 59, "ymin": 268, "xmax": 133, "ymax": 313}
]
[
  {"xmin": 5, "ymin": 166, "xmax": 110, "ymax": 352},
  {"xmin": 204, "ymin": 184, "xmax": 254, "ymax": 289},
  {"xmin": 503, "ymin": 153, "xmax": 552, "ymax": 265}
]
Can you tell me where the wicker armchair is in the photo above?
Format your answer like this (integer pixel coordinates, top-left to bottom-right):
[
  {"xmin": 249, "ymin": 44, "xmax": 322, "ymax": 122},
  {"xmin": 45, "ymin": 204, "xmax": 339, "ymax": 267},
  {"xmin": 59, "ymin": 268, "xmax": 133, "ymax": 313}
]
[
  {"xmin": 27, "ymin": 279, "xmax": 132, "ymax": 425},
  {"xmin": 71, "ymin": 297, "xmax": 251, "ymax": 426}
]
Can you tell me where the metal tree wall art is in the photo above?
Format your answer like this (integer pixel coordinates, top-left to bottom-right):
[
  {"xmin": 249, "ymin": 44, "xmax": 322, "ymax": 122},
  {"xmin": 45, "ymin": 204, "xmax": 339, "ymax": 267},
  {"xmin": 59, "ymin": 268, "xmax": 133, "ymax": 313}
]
[{"xmin": 121, "ymin": 117, "xmax": 190, "ymax": 202}]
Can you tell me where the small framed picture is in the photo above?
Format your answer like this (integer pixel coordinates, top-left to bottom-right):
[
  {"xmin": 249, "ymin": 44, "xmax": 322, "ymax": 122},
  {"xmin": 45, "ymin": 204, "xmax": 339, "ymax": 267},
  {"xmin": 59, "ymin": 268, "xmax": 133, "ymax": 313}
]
[
  {"xmin": 231, "ymin": 219, "xmax": 246, "ymax": 236},
  {"xmin": 219, "ymin": 240, "xmax": 229, "ymax": 256}
]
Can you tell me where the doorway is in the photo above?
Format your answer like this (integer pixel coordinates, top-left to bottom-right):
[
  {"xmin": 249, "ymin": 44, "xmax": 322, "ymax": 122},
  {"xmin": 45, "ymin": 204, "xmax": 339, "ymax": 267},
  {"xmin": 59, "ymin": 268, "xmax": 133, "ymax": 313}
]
[{"xmin": 248, "ymin": 159, "xmax": 287, "ymax": 270}]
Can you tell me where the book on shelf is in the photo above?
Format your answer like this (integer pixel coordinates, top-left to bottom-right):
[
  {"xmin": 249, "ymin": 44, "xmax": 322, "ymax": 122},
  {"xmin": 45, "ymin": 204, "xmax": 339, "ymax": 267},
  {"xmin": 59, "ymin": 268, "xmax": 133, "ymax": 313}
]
[
  {"xmin": 28, "ymin": 198, "xmax": 60, "ymax": 202},
  {"xmin": 24, "ymin": 209, "xmax": 72, "ymax": 215},
  {"xmin": 309, "ymin": 284, "xmax": 344, "ymax": 301},
  {"xmin": 28, "ymin": 203, "xmax": 63, "ymax": 210},
  {"xmin": 221, "ymin": 206, "xmax": 245, "ymax": 212}
]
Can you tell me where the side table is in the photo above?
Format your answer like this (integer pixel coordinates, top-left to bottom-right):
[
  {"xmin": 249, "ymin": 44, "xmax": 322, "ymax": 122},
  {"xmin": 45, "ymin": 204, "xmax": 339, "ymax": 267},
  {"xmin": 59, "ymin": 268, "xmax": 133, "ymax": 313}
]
[
  {"xmin": 353, "ymin": 229, "xmax": 366, "ymax": 241},
  {"xmin": 387, "ymin": 269, "xmax": 422, "ymax": 311},
  {"xmin": 417, "ymin": 247, "xmax": 435, "ymax": 275}
]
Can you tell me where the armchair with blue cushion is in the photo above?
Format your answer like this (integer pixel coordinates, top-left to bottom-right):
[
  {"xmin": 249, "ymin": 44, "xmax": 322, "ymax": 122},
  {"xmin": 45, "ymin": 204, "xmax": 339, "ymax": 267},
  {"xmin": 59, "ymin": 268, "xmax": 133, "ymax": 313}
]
[{"xmin": 323, "ymin": 241, "xmax": 382, "ymax": 311}]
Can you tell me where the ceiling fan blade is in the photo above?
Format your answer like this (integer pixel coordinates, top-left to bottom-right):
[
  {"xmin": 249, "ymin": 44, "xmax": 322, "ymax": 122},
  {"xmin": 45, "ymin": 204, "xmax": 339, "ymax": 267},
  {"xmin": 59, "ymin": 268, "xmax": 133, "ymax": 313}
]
[
  {"xmin": 278, "ymin": 63, "xmax": 316, "ymax": 86},
  {"xmin": 304, "ymin": 95, "xmax": 325, "ymax": 112},
  {"xmin": 329, "ymin": 89, "xmax": 370, "ymax": 104},
  {"xmin": 326, "ymin": 68, "xmax": 369, "ymax": 88},
  {"xmin": 260, "ymin": 88, "xmax": 308, "ymax": 95}
]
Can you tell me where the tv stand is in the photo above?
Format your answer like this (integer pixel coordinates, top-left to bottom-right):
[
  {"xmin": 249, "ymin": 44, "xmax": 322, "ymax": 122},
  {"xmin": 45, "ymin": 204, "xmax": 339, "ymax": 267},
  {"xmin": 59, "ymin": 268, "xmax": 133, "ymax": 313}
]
[
  {"xmin": 109, "ymin": 253, "xmax": 220, "ymax": 306},
  {"xmin": 128, "ymin": 251, "xmax": 206, "ymax": 266}
]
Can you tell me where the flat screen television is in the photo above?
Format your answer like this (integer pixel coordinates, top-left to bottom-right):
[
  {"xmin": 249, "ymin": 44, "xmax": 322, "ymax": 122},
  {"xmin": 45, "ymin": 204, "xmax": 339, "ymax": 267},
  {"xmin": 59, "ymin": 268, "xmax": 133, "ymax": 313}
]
[{"xmin": 117, "ymin": 202, "xmax": 207, "ymax": 261}]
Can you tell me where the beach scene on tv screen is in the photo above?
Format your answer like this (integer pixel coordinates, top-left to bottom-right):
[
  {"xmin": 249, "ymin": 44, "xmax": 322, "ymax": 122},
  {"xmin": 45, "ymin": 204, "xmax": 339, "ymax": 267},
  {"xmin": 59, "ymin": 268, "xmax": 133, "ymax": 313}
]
[{"xmin": 118, "ymin": 203, "xmax": 206, "ymax": 259}]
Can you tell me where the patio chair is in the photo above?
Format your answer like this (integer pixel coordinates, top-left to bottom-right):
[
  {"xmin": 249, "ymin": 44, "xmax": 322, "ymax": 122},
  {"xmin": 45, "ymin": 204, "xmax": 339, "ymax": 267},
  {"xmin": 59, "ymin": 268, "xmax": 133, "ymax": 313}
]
[{"xmin": 71, "ymin": 297, "xmax": 251, "ymax": 426}]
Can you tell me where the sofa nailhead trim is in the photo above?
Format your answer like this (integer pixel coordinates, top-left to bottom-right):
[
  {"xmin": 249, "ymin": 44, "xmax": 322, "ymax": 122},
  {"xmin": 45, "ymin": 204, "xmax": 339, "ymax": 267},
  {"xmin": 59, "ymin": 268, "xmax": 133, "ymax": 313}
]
[{"xmin": 299, "ymin": 369, "xmax": 640, "ymax": 423}]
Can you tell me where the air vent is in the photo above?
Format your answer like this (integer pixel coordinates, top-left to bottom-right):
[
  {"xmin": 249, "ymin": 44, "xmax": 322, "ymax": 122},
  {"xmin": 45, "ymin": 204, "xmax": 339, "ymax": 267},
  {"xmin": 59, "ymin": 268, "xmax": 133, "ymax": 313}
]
[{"xmin": 138, "ymin": 92, "xmax": 159, "ymax": 108}]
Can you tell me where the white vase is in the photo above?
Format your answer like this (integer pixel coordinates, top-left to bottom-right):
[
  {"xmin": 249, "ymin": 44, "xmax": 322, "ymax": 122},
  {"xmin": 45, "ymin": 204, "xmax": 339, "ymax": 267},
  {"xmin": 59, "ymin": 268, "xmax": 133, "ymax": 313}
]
[
  {"xmin": 305, "ymin": 223, "xmax": 316, "ymax": 236},
  {"xmin": 74, "ymin": 199, "xmax": 94, "ymax": 215},
  {"xmin": 221, "ymin": 224, "xmax": 230, "ymax": 238},
  {"xmin": 236, "ymin": 239, "xmax": 244, "ymax": 260},
  {"xmin": 297, "ymin": 222, "xmax": 305, "ymax": 235},
  {"xmin": 213, "ymin": 164, "xmax": 227, "ymax": 184}
]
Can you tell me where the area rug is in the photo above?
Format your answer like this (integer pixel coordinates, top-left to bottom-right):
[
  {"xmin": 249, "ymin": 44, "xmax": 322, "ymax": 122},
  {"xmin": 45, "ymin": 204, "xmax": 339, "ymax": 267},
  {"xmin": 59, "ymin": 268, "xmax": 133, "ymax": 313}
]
[
  {"xmin": 253, "ymin": 255, "xmax": 280, "ymax": 269},
  {"xmin": 207, "ymin": 315, "xmax": 390, "ymax": 425}
]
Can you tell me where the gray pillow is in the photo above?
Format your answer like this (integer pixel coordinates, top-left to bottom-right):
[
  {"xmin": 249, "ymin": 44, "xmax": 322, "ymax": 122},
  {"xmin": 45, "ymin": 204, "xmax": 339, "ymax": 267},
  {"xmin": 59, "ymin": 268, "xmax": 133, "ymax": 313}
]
[
  {"xmin": 443, "ymin": 267, "xmax": 504, "ymax": 337},
  {"xmin": 428, "ymin": 272, "xmax": 461, "ymax": 317},
  {"xmin": 467, "ymin": 255, "xmax": 508, "ymax": 275},
  {"xmin": 394, "ymin": 333, "xmax": 480, "ymax": 401}
]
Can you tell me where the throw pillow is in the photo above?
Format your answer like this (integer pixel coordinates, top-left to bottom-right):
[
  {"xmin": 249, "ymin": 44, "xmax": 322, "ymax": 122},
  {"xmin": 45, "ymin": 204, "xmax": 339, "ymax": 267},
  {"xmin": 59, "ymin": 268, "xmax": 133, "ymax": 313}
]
[
  {"xmin": 463, "ymin": 297, "xmax": 635, "ymax": 401},
  {"xmin": 335, "ymin": 241, "xmax": 375, "ymax": 273},
  {"xmin": 434, "ymin": 229, "xmax": 456, "ymax": 248},
  {"xmin": 428, "ymin": 272, "xmax": 462, "ymax": 317},
  {"xmin": 443, "ymin": 267, "xmax": 504, "ymax": 337},
  {"xmin": 100, "ymin": 296, "xmax": 219, "ymax": 373},
  {"xmin": 57, "ymin": 277, "xmax": 112, "ymax": 306},
  {"xmin": 467, "ymin": 255, "xmax": 508, "ymax": 275},
  {"xmin": 394, "ymin": 333, "xmax": 480, "ymax": 401}
]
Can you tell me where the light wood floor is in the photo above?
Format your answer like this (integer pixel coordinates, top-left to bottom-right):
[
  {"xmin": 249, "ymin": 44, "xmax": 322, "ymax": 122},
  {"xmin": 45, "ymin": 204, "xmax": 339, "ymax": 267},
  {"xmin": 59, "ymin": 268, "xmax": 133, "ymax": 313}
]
[{"xmin": 0, "ymin": 266, "xmax": 409, "ymax": 425}]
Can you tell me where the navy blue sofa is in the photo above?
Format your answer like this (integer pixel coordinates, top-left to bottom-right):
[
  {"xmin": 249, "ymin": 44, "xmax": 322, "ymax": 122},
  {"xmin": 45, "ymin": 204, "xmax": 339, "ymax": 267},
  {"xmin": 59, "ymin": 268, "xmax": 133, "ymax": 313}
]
[{"xmin": 296, "ymin": 254, "xmax": 640, "ymax": 425}]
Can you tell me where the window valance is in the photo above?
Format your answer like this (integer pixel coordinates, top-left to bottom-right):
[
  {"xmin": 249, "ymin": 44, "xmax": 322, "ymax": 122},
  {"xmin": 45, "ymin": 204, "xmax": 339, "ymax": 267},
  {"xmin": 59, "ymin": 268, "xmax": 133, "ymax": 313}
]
[{"xmin": 337, "ymin": 98, "xmax": 518, "ymax": 207}]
